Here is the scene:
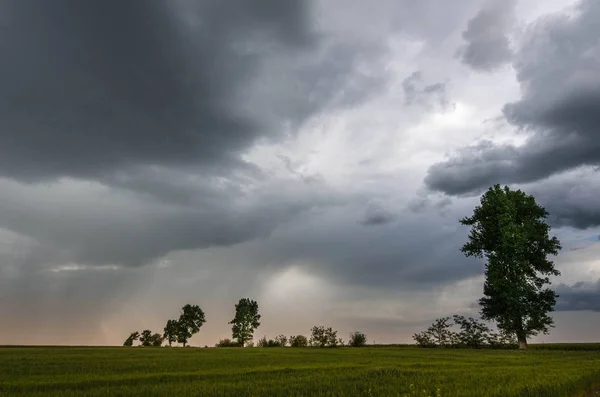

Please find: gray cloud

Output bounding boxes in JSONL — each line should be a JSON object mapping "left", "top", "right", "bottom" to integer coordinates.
{"left": 528, "top": 172, "right": 600, "bottom": 229}
{"left": 555, "top": 280, "right": 600, "bottom": 312}
{"left": 0, "top": 0, "right": 396, "bottom": 270}
{"left": 0, "top": 0, "right": 390, "bottom": 184}
{"left": 244, "top": 206, "right": 484, "bottom": 289}
{"left": 402, "top": 71, "right": 451, "bottom": 110}
{"left": 360, "top": 203, "right": 397, "bottom": 226}
{"left": 426, "top": 0, "right": 600, "bottom": 197}
{"left": 457, "top": 0, "right": 516, "bottom": 71}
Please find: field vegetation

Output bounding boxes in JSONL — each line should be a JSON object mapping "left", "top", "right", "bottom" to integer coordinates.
{"left": 1, "top": 346, "right": 600, "bottom": 396}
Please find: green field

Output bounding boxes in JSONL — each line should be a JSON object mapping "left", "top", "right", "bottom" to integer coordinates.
{"left": 1, "top": 346, "right": 600, "bottom": 396}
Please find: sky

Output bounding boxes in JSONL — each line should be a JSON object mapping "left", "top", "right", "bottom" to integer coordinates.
{"left": 0, "top": 0, "right": 599, "bottom": 346}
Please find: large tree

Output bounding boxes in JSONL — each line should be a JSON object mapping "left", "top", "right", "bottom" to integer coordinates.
{"left": 229, "top": 298, "right": 261, "bottom": 347}
{"left": 460, "top": 185, "right": 561, "bottom": 349}
{"left": 176, "top": 304, "right": 206, "bottom": 347}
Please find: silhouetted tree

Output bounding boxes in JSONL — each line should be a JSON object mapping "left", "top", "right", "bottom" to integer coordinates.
{"left": 176, "top": 304, "right": 206, "bottom": 347}
{"left": 163, "top": 319, "right": 178, "bottom": 347}
{"left": 229, "top": 298, "right": 261, "bottom": 347}
{"left": 123, "top": 331, "right": 140, "bottom": 347}
{"left": 348, "top": 331, "right": 367, "bottom": 347}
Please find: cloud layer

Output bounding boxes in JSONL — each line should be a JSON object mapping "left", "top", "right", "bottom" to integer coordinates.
{"left": 1, "top": 0, "right": 599, "bottom": 346}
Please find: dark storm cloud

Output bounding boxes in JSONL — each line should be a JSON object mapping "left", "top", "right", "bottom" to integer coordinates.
{"left": 0, "top": 0, "right": 314, "bottom": 181}
{"left": 528, "top": 174, "right": 600, "bottom": 229}
{"left": 555, "top": 280, "right": 600, "bottom": 312}
{"left": 457, "top": 0, "right": 515, "bottom": 71}
{"left": 360, "top": 204, "right": 397, "bottom": 226}
{"left": 426, "top": 0, "right": 600, "bottom": 195}
{"left": 0, "top": 176, "right": 342, "bottom": 268}
{"left": 0, "top": 0, "right": 385, "bottom": 183}
{"left": 0, "top": 0, "right": 397, "bottom": 269}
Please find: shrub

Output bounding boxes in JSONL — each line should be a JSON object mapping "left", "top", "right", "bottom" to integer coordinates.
{"left": 256, "top": 336, "right": 280, "bottom": 347}
{"left": 275, "top": 334, "right": 288, "bottom": 347}
{"left": 289, "top": 335, "right": 308, "bottom": 347}
{"left": 348, "top": 331, "right": 367, "bottom": 347}
{"left": 215, "top": 338, "right": 241, "bottom": 347}
{"left": 413, "top": 315, "right": 518, "bottom": 349}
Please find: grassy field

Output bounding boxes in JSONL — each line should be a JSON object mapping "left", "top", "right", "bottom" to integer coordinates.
{"left": 1, "top": 346, "right": 600, "bottom": 396}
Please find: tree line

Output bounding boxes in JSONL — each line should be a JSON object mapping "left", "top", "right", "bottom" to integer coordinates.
{"left": 124, "top": 297, "right": 368, "bottom": 348}
{"left": 124, "top": 185, "right": 562, "bottom": 351}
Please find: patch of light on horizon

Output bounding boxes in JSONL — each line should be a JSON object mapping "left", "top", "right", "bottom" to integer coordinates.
{"left": 260, "top": 265, "right": 336, "bottom": 310}
{"left": 48, "top": 263, "right": 120, "bottom": 273}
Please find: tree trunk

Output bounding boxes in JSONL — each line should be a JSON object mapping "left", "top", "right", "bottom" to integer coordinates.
{"left": 518, "top": 339, "right": 528, "bottom": 350}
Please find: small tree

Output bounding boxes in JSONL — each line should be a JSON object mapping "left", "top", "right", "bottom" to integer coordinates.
{"left": 428, "top": 317, "right": 454, "bottom": 347}
{"left": 176, "top": 304, "right": 206, "bottom": 347}
{"left": 229, "top": 298, "right": 261, "bottom": 347}
{"left": 310, "top": 326, "right": 339, "bottom": 347}
{"left": 163, "top": 319, "right": 178, "bottom": 347}
{"left": 139, "top": 329, "right": 154, "bottom": 347}
{"left": 461, "top": 185, "right": 562, "bottom": 349}
{"left": 452, "top": 315, "right": 490, "bottom": 349}
{"left": 149, "top": 333, "right": 164, "bottom": 347}
{"left": 289, "top": 335, "right": 308, "bottom": 347}
{"left": 275, "top": 335, "right": 288, "bottom": 347}
{"left": 123, "top": 331, "right": 140, "bottom": 347}
{"left": 348, "top": 331, "right": 367, "bottom": 347}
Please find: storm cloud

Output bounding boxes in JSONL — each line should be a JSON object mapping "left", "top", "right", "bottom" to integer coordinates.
{"left": 1, "top": 0, "right": 599, "bottom": 346}
{"left": 426, "top": 0, "right": 600, "bottom": 197}
{"left": 457, "top": 0, "right": 516, "bottom": 71}
{"left": 556, "top": 280, "right": 600, "bottom": 312}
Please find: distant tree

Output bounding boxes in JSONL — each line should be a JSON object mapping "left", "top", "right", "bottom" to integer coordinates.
{"left": 461, "top": 185, "right": 562, "bottom": 349}
{"left": 275, "top": 335, "right": 288, "bottom": 347}
{"left": 229, "top": 298, "right": 261, "bottom": 347}
{"left": 348, "top": 331, "right": 367, "bottom": 347}
{"left": 176, "top": 304, "right": 206, "bottom": 347}
{"left": 310, "top": 326, "right": 339, "bottom": 348}
{"left": 149, "top": 333, "right": 164, "bottom": 347}
{"left": 163, "top": 319, "right": 178, "bottom": 347}
{"left": 139, "top": 329, "right": 154, "bottom": 347}
{"left": 123, "top": 331, "right": 140, "bottom": 347}
{"left": 289, "top": 335, "right": 308, "bottom": 347}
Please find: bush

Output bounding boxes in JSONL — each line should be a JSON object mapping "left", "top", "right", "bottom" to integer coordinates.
{"left": 275, "top": 335, "right": 288, "bottom": 347}
{"left": 215, "top": 338, "right": 241, "bottom": 347}
{"left": 413, "top": 315, "right": 517, "bottom": 349}
{"left": 289, "top": 335, "right": 308, "bottom": 347}
{"left": 310, "top": 326, "right": 340, "bottom": 348}
{"left": 348, "top": 331, "right": 367, "bottom": 347}
{"left": 256, "top": 336, "right": 280, "bottom": 347}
